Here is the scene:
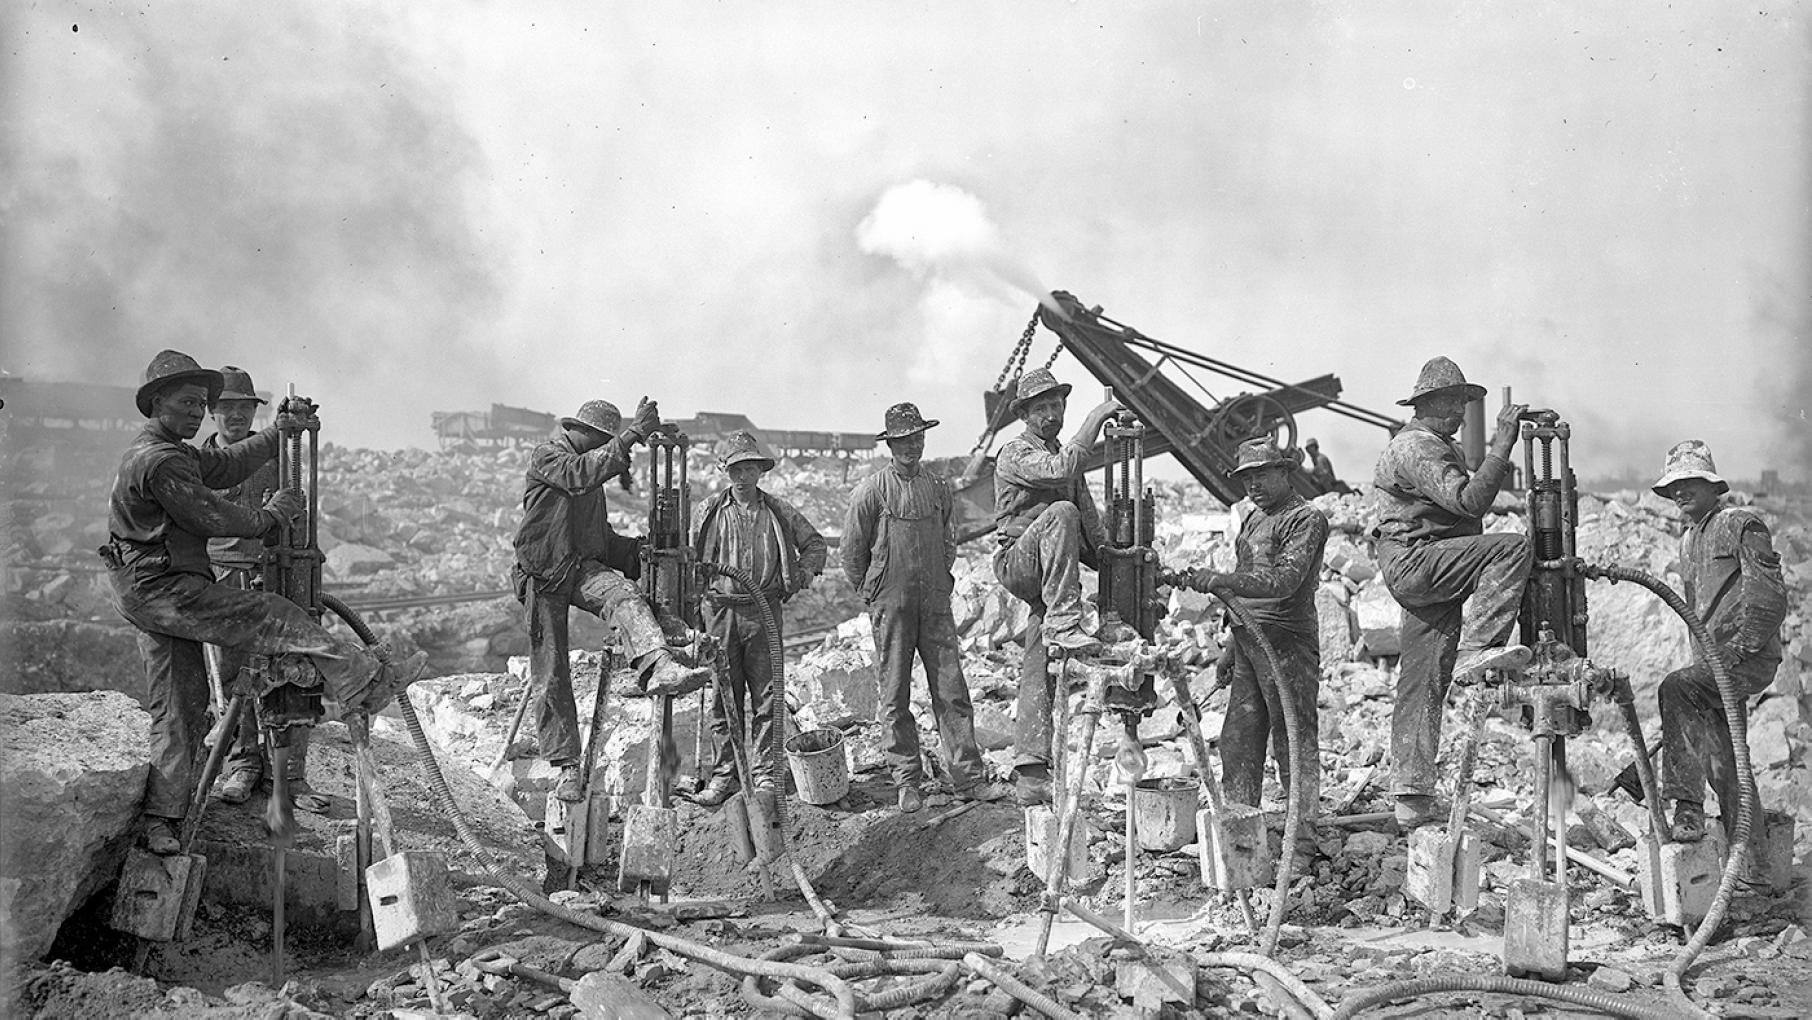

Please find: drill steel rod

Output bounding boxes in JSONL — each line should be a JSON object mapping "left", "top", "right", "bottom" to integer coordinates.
{"left": 1121, "top": 715, "right": 1145, "bottom": 935}
{"left": 1034, "top": 659, "right": 1100, "bottom": 958}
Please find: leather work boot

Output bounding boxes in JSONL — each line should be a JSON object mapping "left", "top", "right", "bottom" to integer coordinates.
{"left": 1395, "top": 794, "right": 1441, "bottom": 830}
{"left": 897, "top": 786, "right": 924, "bottom": 813}
{"left": 1670, "top": 800, "right": 1706, "bottom": 843}
{"left": 288, "top": 778, "right": 331, "bottom": 815}
{"left": 1452, "top": 644, "right": 1534, "bottom": 686}
{"left": 693, "top": 775, "right": 739, "bottom": 808}
{"left": 644, "top": 656, "right": 712, "bottom": 698}
{"left": 551, "top": 764, "right": 585, "bottom": 802}
{"left": 143, "top": 817, "right": 181, "bottom": 856}
{"left": 957, "top": 780, "right": 1012, "bottom": 804}
{"left": 1014, "top": 764, "right": 1054, "bottom": 807}
{"left": 219, "top": 767, "right": 261, "bottom": 805}
{"left": 1046, "top": 629, "right": 1102, "bottom": 657}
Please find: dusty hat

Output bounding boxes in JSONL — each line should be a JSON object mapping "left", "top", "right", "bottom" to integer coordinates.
{"left": 1651, "top": 439, "right": 1728, "bottom": 496}
{"left": 559, "top": 399, "right": 622, "bottom": 437}
{"left": 876, "top": 402, "right": 939, "bottom": 441}
{"left": 1397, "top": 356, "right": 1487, "bottom": 407}
{"left": 1009, "top": 367, "right": 1073, "bottom": 416}
{"left": 1228, "top": 436, "right": 1301, "bottom": 477}
{"left": 212, "top": 365, "right": 267, "bottom": 406}
{"left": 136, "top": 350, "right": 224, "bottom": 417}
{"left": 717, "top": 430, "right": 775, "bottom": 470}
{"left": 1304, "top": 437, "right": 1319, "bottom": 449}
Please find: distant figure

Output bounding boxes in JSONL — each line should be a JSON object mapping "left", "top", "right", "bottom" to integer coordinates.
{"left": 1302, "top": 438, "right": 1352, "bottom": 495}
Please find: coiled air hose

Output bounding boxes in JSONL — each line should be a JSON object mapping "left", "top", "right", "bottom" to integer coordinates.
{"left": 1328, "top": 975, "right": 1676, "bottom": 1020}
{"left": 319, "top": 592, "right": 862, "bottom": 1020}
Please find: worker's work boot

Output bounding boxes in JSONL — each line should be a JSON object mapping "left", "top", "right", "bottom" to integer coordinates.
{"left": 143, "top": 817, "right": 181, "bottom": 856}
{"left": 644, "top": 655, "right": 712, "bottom": 698}
{"left": 1395, "top": 794, "right": 1440, "bottom": 830}
{"left": 897, "top": 786, "right": 924, "bottom": 814}
{"left": 219, "top": 766, "right": 261, "bottom": 805}
{"left": 551, "top": 764, "right": 585, "bottom": 802}
{"left": 693, "top": 775, "right": 739, "bottom": 808}
{"left": 956, "top": 780, "right": 1012, "bottom": 803}
{"left": 1670, "top": 800, "right": 1706, "bottom": 843}
{"left": 1014, "top": 764, "right": 1054, "bottom": 807}
{"left": 1046, "top": 628, "right": 1102, "bottom": 657}
{"left": 1452, "top": 644, "right": 1534, "bottom": 686}
{"left": 289, "top": 778, "right": 331, "bottom": 815}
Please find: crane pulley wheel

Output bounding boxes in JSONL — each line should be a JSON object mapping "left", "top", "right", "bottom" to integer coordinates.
{"left": 1209, "top": 393, "right": 1297, "bottom": 452}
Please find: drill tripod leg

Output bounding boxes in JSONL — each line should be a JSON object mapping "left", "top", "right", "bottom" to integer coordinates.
{"left": 1036, "top": 655, "right": 1104, "bottom": 958}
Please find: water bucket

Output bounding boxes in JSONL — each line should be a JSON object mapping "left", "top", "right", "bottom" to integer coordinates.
{"left": 1134, "top": 777, "right": 1198, "bottom": 852}
{"left": 784, "top": 728, "right": 849, "bottom": 805}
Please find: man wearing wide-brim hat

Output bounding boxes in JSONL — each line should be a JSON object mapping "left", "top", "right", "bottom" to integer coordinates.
{"left": 991, "top": 367, "right": 1123, "bottom": 806}
{"left": 104, "top": 350, "right": 425, "bottom": 855}
{"left": 513, "top": 396, "right": 713, "bottom": 802}
{"left": 1371, "top": 356, "right": 1533, "bottom": 830}
{"left": 842, "top": 403, "right": 1009, "bottom": 812}
{"left": 689, "top": 430, "right": 828, "bottom": 807}
{"left": 1172, "top": 437, "right": 1329, "bottom": 828}
{"left": 1649, "top": 439, "right": 1787, "bottom": 847}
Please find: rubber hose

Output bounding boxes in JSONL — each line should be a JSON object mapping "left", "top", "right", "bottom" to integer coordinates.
{"left": 741, "top": 945, "right": 957, "bottom": 1015}
{"left": 964, "top": 952, "right": 1084, "bottom": 1020}
{"left": 1328, "top": 975, "right": 1676, "bottom": 1019}
{"left": 319, "top": 596, "right": 863, "bottom": 1020}
{"left": 1197, "top": 952, "right": 1334, "bottom": 1020}
{"left": 1584, "top": 562, "right": 1756, "bottom": 1020}
{"left": 776, "top": 960, "right": 961, "bottom": 1014}
{"left": 1212, "top": 593, "right": 1307, "bottom": 958}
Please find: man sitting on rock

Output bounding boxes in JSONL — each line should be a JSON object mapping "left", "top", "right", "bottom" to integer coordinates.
{"left": 104, "top": 351, "right": 425, "bottom": 855}
{"left": 991, "top": 367, "right": 1122, "bottom": 806}
{"left": 1173, "top": 437, "right": 1329, "bottom": 827}
{"left": 691, "top": 431, "right": 826, "bottom": 807}
{"left": 1371, "top": 356, "right": 1532, "bottom": 830}
{"left": 513, "top": 397, "right": 712, "bottom": 803}
{"left": 842, "top": 403, "right": 1008, "bottom": 812}
{"left": 1302, "top": 438, "right": 1351, "bottom": 495}
{"left": 1649, "top": 440, "right": 1787, "bottom": 846}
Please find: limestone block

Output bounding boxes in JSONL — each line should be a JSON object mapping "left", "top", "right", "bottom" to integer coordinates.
{"left": 0, "top": 691, "right": 151, "bottom": 966}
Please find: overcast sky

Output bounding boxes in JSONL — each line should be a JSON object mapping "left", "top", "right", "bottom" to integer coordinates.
{"left": 4, "top": 2, "right": 1808, "bottom": 484}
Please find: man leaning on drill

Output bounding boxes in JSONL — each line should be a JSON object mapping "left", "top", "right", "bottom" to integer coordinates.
{"left": 1371, "top": 357, "right": 1533, "bottom": 830}
{"left": 1649, "top": 440, "right": 1787, "bottom": 848}
{"left": 513, "top": 397, "right": 713, "bottom": 803}
{"left": 842, "top": 403, "right": 1008, "bottom": 813}
{"left": 105, "top": 351, "right": 425, "bottom": 855}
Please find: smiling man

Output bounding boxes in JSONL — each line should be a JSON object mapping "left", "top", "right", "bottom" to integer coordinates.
{"left": 1177, "top": 437, "right": 1329, "bottom": 827}
{"left": 1371, "top": 357, "right": 1533, "bottom": 829}
{"left": 1650, "top": 440, "right": 1787, "bottom": 845}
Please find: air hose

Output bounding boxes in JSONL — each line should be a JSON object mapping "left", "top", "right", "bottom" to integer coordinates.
{"left": 1584, "top": 562, "right": 1756, "bottom": 1019}
{"left": 739, "top": 942, "right": 987, "bottom": 1015}
{"left": 1328, "top": 975, "right": 1676, "bottom": 1020}
{"left": 319, "top": 593, "right": 862, "bottom": 1020}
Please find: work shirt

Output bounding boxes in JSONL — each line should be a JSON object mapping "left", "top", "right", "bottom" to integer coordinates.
{"left": 1680, "top": 504, "right": 1788, "bottom": 666}
{"left": 203, "top": 432, "right": 280, "bottom": 570}
{"left": 1223, "top": 493, "right": 1330, "bottom": 637}
{"left": 992, "top": 429, "right": 1106, "bottom": 556}
{"left": 841, "top": 463, "right": 958, "bottom": 603}
{"left": 1371, "top": 421, "right": 1511, "bottom": 545}
{"left": 513, "top": 430, "right": 637, "bottom": 592}
{"left": 107, "top": 421, "right": 281, "bottom": 583}
{"left": 695, "top": 489, "right": 827, "bottom": 601}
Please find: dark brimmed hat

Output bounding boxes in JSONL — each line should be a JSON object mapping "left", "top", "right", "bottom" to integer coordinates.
{"left": 1228, "top": 437, "right": 1301, "bottom": 477}
{"left": 1009, "top": 367, "right": 1072, "bottom": 416}
{"left": 213, "top": 365, "right": 267, "bottom": 407}
{"left": 1397, "top": 356, "right": 1487, "bottom": 407}
{"left": 1651, "top": 439, "right": 1729, "bottom": 497}
{"left": 876, "top": 402, "right": 938, "bottom": 441}
{"left": 137, "top": 350, "right": 224, "bottom": 417}
{"left": 560, "top": 399, "right": 622, "bottom": 437}
{"left": 717, "top": 430, "right": 775, "bottom": 470}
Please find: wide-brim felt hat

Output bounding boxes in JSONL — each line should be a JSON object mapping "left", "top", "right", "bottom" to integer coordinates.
{"left": 876, "top": 402, "right": 938, "bottom": 441}
{"left": 1651, "top": 439, "right": 1729, "bottom": 496}
{"left": 1397, "top": 356, "right": 1487, "bottom": 407}
{"left": 1228, "top": 436, "right": 1302, "bottom": 477}
{"left": 137, "top": 349, "right": 224, "bottom": 417}
{"left": 560, "top": 399, "right": 622, "bottom": 437}
{"left": 1009, "top": 367, "right": 1073, "bottom": 416}
{"left": 214, "top": 365, "right": 267, "bottom": 405}
{"left": 717, "top": 430, "right": 776, "bottom": 470}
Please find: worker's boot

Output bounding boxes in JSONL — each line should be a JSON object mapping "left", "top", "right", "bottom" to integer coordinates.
{"left": 143, "top": 817, "right": 181, "bottom": 856}
{"left": 219, "top": 765, "right": 261, "bottom": 805}
{"left": 1395, "top": 793, "right": 1440, "bottom": 830}
{"left": 1014, "top": 764, "right": 1054, "bottom": 807}
{"left": 1046, "top": 629, "right": 1102, "bottom": 657}
{"left": 288, "top": 778, "right": 332, "bottom": 815}
{"left": 957, "top": 780, "right": 1012, "bottom": 803}
{"left": 897, "top": 786, "right": 924, "bottom": 814}
{"left": 644, "top": 654, "right": 712, "bottom": 698}
{"left": 693, "top": 774, "right": 739, "bottom": 808}
{"left": 551, "top": 764, "right": 585, "bottom": 802}
{"left": 1453, "top": 644, "right": 1534, "bottom": 685}
{"left": 1670, "top": 799, "right": 1706, "bottom": 843}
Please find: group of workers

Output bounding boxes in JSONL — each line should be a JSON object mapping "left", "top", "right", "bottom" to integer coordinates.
{"left": 110, "top": 348, "right": 1785, "bottom": 889}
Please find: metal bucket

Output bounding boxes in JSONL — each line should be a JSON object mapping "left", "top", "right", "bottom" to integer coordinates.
{"left": 1133, "top": 777, "right": 1198, "bottom": 852}
{"left": 784, "top": 727, "right": 849, "bottom": 805}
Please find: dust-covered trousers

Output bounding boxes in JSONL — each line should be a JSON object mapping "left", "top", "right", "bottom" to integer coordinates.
{"left": 1376, "top": 531, "right": 1531, "bottom": 798}
{"left": 869, "top": 589, "right": 985, "bottom": 790}
{"left": 1660, "top": 654, "right": 1778, "bottom": 827}
{"left": 1011, "top": 614, "right": 1056, "bottom": 770}
{"left": 212, "top": 566, "right": 310, "bottom": 781}
{"left": 110, "top": 567, "right": 382, "bottom": 820}
{"left": 1221, "top": 624, "right": 1321, "bottom": 818}
{"left": 524, "top": 561, "right": 669, "bottom": 767}
{"left": 703, "top": 595, "right": 783, "bottom": 786}
{"left": 993, "top": 502, "right": 1086, "bottom": 638}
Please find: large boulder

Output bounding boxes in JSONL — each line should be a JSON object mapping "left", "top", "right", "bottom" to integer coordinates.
{"left": 0, "top": 691, "right": 151, "bottom": 968}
